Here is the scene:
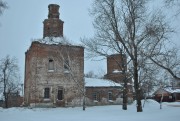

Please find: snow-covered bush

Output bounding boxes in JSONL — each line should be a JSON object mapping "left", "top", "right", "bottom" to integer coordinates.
{"left": 71, "top": 98, "right": 83, "bottom": 107}
{"left": 115, "top": 98, "right": 123, "bottom": 104}
{"left": 101, "top": 98, "right": 108, "bottom": 104}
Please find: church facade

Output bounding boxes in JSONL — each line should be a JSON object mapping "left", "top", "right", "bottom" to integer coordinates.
{"left": 24, "top": 4, "right": 84, "bottom": 107}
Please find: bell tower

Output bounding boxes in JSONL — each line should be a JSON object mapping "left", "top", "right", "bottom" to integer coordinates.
{"left": 43, "top": 4, "right": 64, "bottom": 38}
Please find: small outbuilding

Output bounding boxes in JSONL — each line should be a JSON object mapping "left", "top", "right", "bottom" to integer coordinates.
{"left": 153, "top": 87, "right": 180, "bottom": 102}
{"left": 85, "top": 78, "right": 133, "bottom": 105}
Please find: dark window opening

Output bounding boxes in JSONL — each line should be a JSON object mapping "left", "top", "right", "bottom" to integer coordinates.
{"left": 108, "top": 91, "right": 113, "bottom": 100}
{"left": 47, "top": 27, "right": 50, "bottom": 32}
{"left": 44, "top": 88, "right": 50, "bottom": 98}
{"left": 48, "top": 59, "right": 54, "bottom": 71}
{"left": 57, "top": 90, "right": 63, "bottom": 100}
{"left": 93, "top": 92, "right": 100, "bottom": 101}
{"left": 64, "top": 59, "right": 69, "bottom": 70}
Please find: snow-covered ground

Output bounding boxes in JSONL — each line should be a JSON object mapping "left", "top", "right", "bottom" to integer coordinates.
{"left": 0, "top": 100, "right": 180, "bottom": 121}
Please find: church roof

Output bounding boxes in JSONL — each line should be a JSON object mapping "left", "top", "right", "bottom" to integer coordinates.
{"left": 153, "top": 87, "right": 180, "bottom": 95}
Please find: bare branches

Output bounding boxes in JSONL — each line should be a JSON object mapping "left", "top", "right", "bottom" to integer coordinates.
{"left": 149, "top": 47, "right": 180, "bottom": 80}
{"left": 37, "top": 37, "right": 85, "bottom": 109}
{"left": 0, "top": 0, "right": 7, "bottom": 15}
{"left": 0, "top": 55, "right": 20, "bottom": 108}
{"left": 164, "top": 0, "right": 180, "bottom": 16}
{"left": 82, "top": 0, "right": 175, "bottom": 112}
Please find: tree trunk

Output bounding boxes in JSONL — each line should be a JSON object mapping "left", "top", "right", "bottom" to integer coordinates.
{"left": 122, "top": 82, "right": 127, "bottom": 110}
{"left": 134, "top": 55, "right": 143, "bottom": 112}
{"left": 160, "top": 93, "right": 163, "bottom": 109}
{"left": 4, "top": 93, "right": 8, "bottom": 108}
{"left": 143, "top": 95, "right": 147, "bottom": 108}
{"left": 82, "top": 80, "right": 86, "bottom": 111}
{"left": 3, "top": 69, "right": 8, "bottom": 108}
{"left": 83, "top": 96, "right": 86, "bottom": 111}
{"left": 136, "top": 89, "right": 142, "bottom": 112}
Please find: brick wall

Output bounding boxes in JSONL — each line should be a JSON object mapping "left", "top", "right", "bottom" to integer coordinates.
{"left": 107, "top": 54, "right": 127, "bottom": 74}
{"left": 104, "top": 54, "right": 134, "bottom": 100}
{"left": 85, "top": 86, "right": 123, "bottom": 105}
{"left": 24, "top": 41, "right": 84, "bottom": 107}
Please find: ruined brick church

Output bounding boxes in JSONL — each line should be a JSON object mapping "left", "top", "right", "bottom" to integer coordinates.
{"left": 24, "top": 4, "right": 133, "bottom": 107}
{"left": 24, "top": 4, "right": 84, "bottom": 107}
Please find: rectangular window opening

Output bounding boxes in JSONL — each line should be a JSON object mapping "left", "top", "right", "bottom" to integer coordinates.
{"left": 48, "top": 59, "right": 54, "bottom": 71}
{"left": 57, "top": 89, "right": 63, "bottom": 100}
{"left": 64, "top": 59, "right": 70, "bottom": 73}
{"left": 108, "top": 91, "right": 113, "bottom": 101}
{"left": 93, "top": 92, "right": 100, "bottom": 102}
{"left": 64, "top": 59, "right": 69, "bottom": 69}
{"left": 44, "top": 88, "right": 50, "bottom": 99}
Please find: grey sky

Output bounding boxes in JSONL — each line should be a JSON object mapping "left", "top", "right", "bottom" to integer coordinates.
{"left": 0, "top": 0, "right": 179, "bottom": 83}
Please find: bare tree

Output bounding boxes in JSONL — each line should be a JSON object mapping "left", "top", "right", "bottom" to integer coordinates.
{"left": 65, "top": 58, "right": 86, "bottom": 110}
{"left": 38, "top": 37, "right": 86, "bottom": 110}
{"left": 0, "top": 55, "right": 20, "bottom": 108}
{"left": 81, "top": 0, "right": 171, "bottom": 112}
{"left": 164, "top": 0, "right": 180, "bottom": 16}
{"left": 0, "top": 0, "right": 7, "bottom": 15}
{"left": 85, "top": 71, "right": 99, "bottom": 78}
{"left": 138, "top": 51, "right": 162, "bottom": 95}
{"left": 138, "top": 56, "right": 162, "bottom": 108}
{"left": 149, "top": 47, "right": 180, "bottom": 81}
{"left": 85, "top": 71, "right": 95, "bottom": 78}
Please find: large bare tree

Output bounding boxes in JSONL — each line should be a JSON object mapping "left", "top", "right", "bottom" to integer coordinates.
{"left": 0, "top": 55, "right": 20, "bottom": 108}
{"left": 81, "top": 0, "right": 171, "bottom": 112}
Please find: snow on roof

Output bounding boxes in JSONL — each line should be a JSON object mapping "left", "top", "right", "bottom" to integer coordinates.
{"left": 112, "top": 69, "right": 122, "bottom": 73}
{"left": 85, "top": 78, "right": 122, "bottom": 87}
{"left": 38, "top": 37, "right": 71, "bottom": 45}
{"left": 153, "top": 87, "right": 180, "bottom": 95}
{"left": 35, "top": 37, "right": 82, "bottom": 46}
{"left": 164, "top": 87, "right": 180, "bottom": 93}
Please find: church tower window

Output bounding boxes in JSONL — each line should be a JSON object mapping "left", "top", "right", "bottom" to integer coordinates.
{"left": 64, "top": 59, "right": 69, "bottom": 71}
{"left": 48, "top": 59, "right": 54, "bottom": 71}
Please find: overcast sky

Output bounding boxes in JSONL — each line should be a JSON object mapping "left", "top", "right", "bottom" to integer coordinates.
{"left": 0, "top": 0, "right": 180, "bottom": 83}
